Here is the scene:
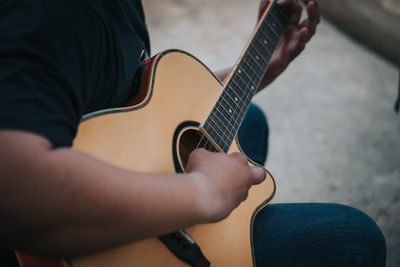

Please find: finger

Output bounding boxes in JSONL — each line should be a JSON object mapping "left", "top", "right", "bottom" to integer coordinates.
{"left": 242, "top": 191, "right": 249, "bottom": 202}
{"left": 185, "top": 148, "right": 203, "bottom": 172}
{"left": 284, "top": 28, "right": 307, "bottom": 61}
{"left": 309, "top": 0, "right": 321, "bottom": 24}
{"left": 251, "top": 166, "right": 267, "bottom": 185}
{"left": 258, "top": 0, "right": 271, "bottom": 20}
{"left": 314, "top": 1, "right": 321, "bottom": 23}
{"left": 295, "top": 27, "right": 308, "bottom": 57}
{"left": 301, "top": 0, "right": 312, "bottom": 6}
{"left": 305, "top": 1, "right": 319, "bottom": 38}
{"left": 190, "top": 147, "right": 208, "bottom": 158}
{"left": 229, "top": 152, "right": 249, "bottom": 165}
{"left": 301, "top": 0, "right": 320, "bottom": 23}
{"left": 297, "top": 21, "right": 313, "bottom": 43}
{"left": 277, "top": 0, "right": 303, "bottom": 25}
{"left": 185, "top": 148, "right": 215, "bottom": 171}
{"left": 296, "top": 2, "right": 319, "bottom": 42}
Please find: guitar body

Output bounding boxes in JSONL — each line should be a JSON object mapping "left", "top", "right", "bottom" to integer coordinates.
{"left": 14, "top": 1, "right": 294, "bottom": 264}
{"left": 15, "top": 49, "right": 276, "bottom": 267}
{"left": 63, "top": 50, "right": 275, "bottom": 267}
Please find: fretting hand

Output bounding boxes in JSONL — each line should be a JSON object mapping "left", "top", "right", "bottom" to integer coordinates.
{"left": 258, "top": 0, "right": 320, "bottom": 90}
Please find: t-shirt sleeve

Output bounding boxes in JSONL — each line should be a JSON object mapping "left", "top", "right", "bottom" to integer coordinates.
{"left": 0, "top": 0, "right": 107, "bottom": 147}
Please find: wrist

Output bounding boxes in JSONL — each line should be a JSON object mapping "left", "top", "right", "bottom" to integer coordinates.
{"left": 187, "top": 171, "right": 216, "bottom": 224}
{"left": 187, "top": 171, "right": 226, "bottom": 224}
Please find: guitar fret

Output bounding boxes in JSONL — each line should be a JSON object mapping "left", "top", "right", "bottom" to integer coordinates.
{"left": 219, "top": 92, "right": 238, "bottom": 113}
{"left": 235, "top": 69, "right": 258, "bottom": 94}
{"left": 275, "top": 2, "right": 290, "bottom": 21}
{"left": 208, "top": 109, "right": 234, "bottom": 142}
{"left": 211, "top": 106, "right": 235, "bottom": 137}
{"left": 220, "top": 92, "right": 245, "bottom": 125}
{"left": 214, "top": 99, "right": 241, "bottom": 135}
{"left": 234, "top": 67, "right": 250, "bottom": 90}
{"left": 234, "top": 74, "right": 257, "bottom": 101}
{"left": 232, "top": 86, "right": 252, "bottom": 110}
{"left": 219, "top": 92, "right": 247, "bottom": 125}
{"left": 229, "top": 77, "right": 245, "bottom": 98}
{"left": 261, "top": 12, "right": 282, "bottom": 41}
{"left": 243, "top": 55, "right": 264, "bottom": 74}
{"left": 270, "top": 5, "right": 286, "bottom": 29}
{"left": 203, "top": 120, "right": 230, "bottom": 152}
{"left": 228, "top": 78, "right": 252, "bottom": 104}
{"left": 224, "top": 86, "right": 246, "bottom": 109}
{"left": 246, "top": 51, "right": 268, "bottom": 78}
{"left": 225, "top": 85, "right": 247, "bottom": 108}
{"left": 204, "top": 1, "right": 290, "bottom": 150}
{"left": 247, "top": 43, "right": 269, "bottom": 65}
{"left": 258, "top": 28, "right": 279, "bottom": 54}
{"left": 213, "top": 114, "right": 239, "bottom": 142}
{"left": 238, "top": 65, "right": 259, "bottom": 89}
{"left": 267, "top": 24, "right": 281, "bottom": 42}
{"left": 261, "top": 13, "right": 281, "bottom": 39}
{"left": 253, "top": 36, "right": 273, "bottom": 63}
{"left": 206, "top": 97, "right": 246, "bottom": 151}
{"left": 242, "top": 62, "right": 260, "bottom": 84}
{"left": 266, "top": 9, "right": 285, "bottom": 34}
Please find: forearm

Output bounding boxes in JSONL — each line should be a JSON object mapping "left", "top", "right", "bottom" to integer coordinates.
{"left": 0, "top": 131, "right": 202, "bottom": 257}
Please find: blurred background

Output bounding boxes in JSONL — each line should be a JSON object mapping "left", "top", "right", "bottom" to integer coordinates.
{"left": 142, "top": 0, "right": 400, "bottom": 265}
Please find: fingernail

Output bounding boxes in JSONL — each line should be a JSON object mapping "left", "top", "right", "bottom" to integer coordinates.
{"left": 253, "top": 166, "right": 266, "bottom": 176}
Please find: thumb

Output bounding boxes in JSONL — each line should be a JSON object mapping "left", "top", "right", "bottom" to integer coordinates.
{"left": 251, "top": 166, "right": 267, "bottom": 185}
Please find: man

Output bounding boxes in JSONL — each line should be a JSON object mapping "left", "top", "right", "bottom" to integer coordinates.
{"left": 0, "top": 0, "right": 386, "bottom": 266}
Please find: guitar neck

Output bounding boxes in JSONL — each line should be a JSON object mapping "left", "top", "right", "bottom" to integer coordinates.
{"left": 202, "top": 0, "right": 290, "bottom": 152}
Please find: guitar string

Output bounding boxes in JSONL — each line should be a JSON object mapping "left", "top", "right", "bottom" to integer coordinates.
{"left": 194, "top": 133, "right": 217, "bottom": 153}
{"left": 207, "top": 83, "right": 249, "bottom": 137}
{"left": 206, "top": 110, "right": 234, "bottom": 146}
{"left": 195, "top": 132, "right": 219, "bottom": 153}
{"left": 203, "top": 119, "right": 231, "bottom": 152}
{"left": 209, "top": 62, "right": 263, "bottom": 143}
{"left": 202, "top": 52, "right": 267, "bottom": 151}
{"left": 213, "top": 97, "right": 241, "bottom": 139}
{"left": 210, "top": 105, "right": 237, "bottom": 140}
{"left": 198, "top": 2, "right": 288, "bottom": 154}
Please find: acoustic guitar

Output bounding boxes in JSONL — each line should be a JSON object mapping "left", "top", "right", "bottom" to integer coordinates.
{"left": 16, "top": 1, "right": 290, "bottom": 266}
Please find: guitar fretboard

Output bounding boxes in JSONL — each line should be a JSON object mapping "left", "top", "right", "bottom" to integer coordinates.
{"left": 203, "top": 1, "right": 290, "bottom": 152}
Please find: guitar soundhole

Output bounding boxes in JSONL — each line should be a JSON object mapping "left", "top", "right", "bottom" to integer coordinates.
{"left": 178, "top": 127, "right": 218, "bottom": 171}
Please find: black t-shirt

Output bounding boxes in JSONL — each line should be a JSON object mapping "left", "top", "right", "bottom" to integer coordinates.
{"left": 0, "top": 0, "right": 150, "bottom": 263}
{"left": 0, "top": 0, "right": 150, "bottom": 147}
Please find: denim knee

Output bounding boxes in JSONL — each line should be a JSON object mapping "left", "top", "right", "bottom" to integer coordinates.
{"left": 330, "top": 204, "right": 387, "bottom": 267}
{"left": 238, "top": 103, "right": 269, "bottom": 165}
{"left": 253, "top": 203, "right": 386, "bottom": 267}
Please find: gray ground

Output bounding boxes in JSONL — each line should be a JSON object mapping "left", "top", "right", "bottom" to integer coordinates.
{"left": 143, "top": 0, "right": 400, "bottom": 265}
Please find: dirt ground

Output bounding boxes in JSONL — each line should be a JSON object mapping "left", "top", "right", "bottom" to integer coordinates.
{"left": 143, "top": 0, "right": 400, "bottom": 265}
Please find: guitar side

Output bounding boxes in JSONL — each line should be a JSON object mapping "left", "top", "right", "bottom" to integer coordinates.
{"left": 17, "top": 50, "right": 276, "bottom": 267}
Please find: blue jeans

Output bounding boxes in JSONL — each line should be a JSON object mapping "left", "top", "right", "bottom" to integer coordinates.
{"left": 238, "top": 104, "right": 386, "bottom": 266}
